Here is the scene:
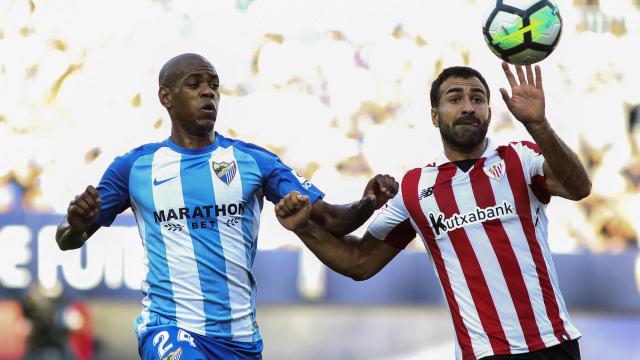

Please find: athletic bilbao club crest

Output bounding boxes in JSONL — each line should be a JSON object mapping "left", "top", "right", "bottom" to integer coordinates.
{"left": 213, "top": 160, "right": 237, "bottom": 185}
{"left": 483, "top": 160, "right": 505, "bottom": 181}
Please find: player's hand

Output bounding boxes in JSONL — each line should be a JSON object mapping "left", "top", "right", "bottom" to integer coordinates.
{"left": 499, "top": 61, "right": 546, "bottom": 128}
{"left": 275, "top": 191, "right": 312, "bottom": 232}
{"left": 67, "top": 185, "right": 101, "bottom": 231}
{"left": 361, "top": 174, "right": 399, "bottom": 210}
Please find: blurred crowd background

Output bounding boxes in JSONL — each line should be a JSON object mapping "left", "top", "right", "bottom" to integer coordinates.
{"left": 1, "top": 1, "right": 640, "bottom": 359}
{"left": 1, "top": 0, "right": 639, "bottom": 252}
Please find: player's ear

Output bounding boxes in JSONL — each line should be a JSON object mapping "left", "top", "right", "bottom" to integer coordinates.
{"left": 159, "top": 86, "right": 172, "bottom": 109}
{"left": 431, "top": 107, "right": 439, "bottom": 128}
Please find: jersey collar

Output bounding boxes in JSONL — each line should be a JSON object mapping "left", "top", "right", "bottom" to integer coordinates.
{"left": 434, "top": 138, "right": 494, "bottom": 167}
{"left": 164, "top": 132, "right": 223, "bottom": 155}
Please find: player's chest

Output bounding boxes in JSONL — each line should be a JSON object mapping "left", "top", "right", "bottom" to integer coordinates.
{"left": 129, "top": 153, "right": 262, "bottom": 211}
{"left": 414, "top": 161, "right": 520, "bottom": 239}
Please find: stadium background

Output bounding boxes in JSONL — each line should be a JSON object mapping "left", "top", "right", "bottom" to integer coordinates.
{"left": 0, "top": 0, "right": 639, "bottom": 358}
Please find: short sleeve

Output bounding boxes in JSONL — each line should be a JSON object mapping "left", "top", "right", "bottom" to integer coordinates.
{"left": 232, "top": 141, "right": 325, "bottom": 205}
{"left": 94, "top": 156, "right": 132, "bottom": 226}
{"left": 510, "top": 141, "right": 550, "bottom": 204}
{"left": 261, "top": 158, "right": 325, "bottom": 205}
{"left": 367, "top": 187, "right": 416, "bottom": 250}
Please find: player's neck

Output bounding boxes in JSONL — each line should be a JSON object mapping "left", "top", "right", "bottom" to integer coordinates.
{"left": 170, "top": 129, "right": 216, "bottom": 149}
{"left": 442, "top": 138, "right": 487, "bottom": 161}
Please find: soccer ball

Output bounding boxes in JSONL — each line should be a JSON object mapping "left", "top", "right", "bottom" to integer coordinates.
{"left": 482, "top": 0, "right": 562, "bottom": 65}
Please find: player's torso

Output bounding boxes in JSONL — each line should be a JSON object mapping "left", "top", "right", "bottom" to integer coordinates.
{"left": 407, "top": 150, "right": 579, "bottom": 358}
{"left": 128, "top": 145, "right": 263, "bottom": 243}
{"left": 128, "top": 143, "right": 264, "bottom": 339}
{"left": 416, "top": 153, "right": 524, "bottom": 248}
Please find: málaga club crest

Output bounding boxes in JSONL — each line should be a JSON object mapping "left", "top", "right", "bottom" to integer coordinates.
{"left": 213, "top": 160, "right": 237, "bottom": 185}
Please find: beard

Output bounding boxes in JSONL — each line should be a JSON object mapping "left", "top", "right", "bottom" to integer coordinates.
{"left": 438, "top": 114, "right": 489, "bottom": 153}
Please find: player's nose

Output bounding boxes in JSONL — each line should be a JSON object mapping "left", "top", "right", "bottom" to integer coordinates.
{"left": 200, "top": 85, "right": 215, "bottom": 98}
{"left": 461, "top": 97, "right": 475, "bottom": 114}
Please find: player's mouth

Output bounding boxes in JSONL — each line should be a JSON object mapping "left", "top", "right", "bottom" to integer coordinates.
{"left": 200, "top": 102, "right": 216, "bottom": 113}
{"left": 455, "top": 116, "right": 480, "bottom": 127}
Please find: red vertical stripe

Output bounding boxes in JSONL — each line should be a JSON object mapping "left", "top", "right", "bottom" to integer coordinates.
{"left": 432, "top": 164, "right": 510, "bottom": 354}
{"left": 500, "top": 146, "right": 567, "bottom": 343}
{"left": 401, "top": 168, "right": 475, "bottom": 360}
{"left": 469, "top": 159, "right": 544, "bottom": 350}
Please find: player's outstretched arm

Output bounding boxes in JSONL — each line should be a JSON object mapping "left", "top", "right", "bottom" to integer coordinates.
{"left": 499, "top": 61, "right": 591, "bottom": 200}
{"left": 55, "top": 185, "right": 102, "bottom": 251}
{"left": 309, "top": 174, "right": 398, "bottom": 237}
{"left": 276, "top": 191, "right": 400, "bottom": 280}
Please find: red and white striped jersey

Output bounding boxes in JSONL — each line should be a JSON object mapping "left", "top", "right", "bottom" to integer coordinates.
{"left": 368, "top": 139, "right": 581, "bottom": 360}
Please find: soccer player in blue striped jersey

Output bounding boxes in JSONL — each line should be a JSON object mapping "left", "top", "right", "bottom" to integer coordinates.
{"left": 55, "top": 53, "right": 398, "bottom": 360}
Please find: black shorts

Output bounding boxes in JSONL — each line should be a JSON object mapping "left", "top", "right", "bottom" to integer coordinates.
{"left": 480, "top": 339, "right": 580, "bottom": 360}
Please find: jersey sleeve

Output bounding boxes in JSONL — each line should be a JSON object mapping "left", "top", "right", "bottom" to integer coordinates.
{"left": 510, "top": 141, "right": 550, "bottom": 204}
{"left": 94, "top": 155, "right": 132, "bottom": 226}
{"left": 367, "top": 186, "right": 416, "bottom": 250}
{"left": 234, "top": 141, "right": 325, "bottom": 204}
{"left": 261, "top": 158, "right": 325, "bottom": 205}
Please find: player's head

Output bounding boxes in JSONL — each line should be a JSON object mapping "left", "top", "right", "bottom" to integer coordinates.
{"left": 158, "top": 53, "right": 219, "bottom": 137}
{"left": 430, "top": 66, "right": 491, "bottom": 153}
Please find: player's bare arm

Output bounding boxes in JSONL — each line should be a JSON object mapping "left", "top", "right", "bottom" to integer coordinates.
{"left": 499, "top": 61, "right": 591, "bottom": 200}
{"left": 276, "top": 191, "right": 400, "bottom": 280}
{"left": 55, "top": 185, "right": 102, "bottom": 251}
{"left": 309, "top": 174, "right": 398, "bottom": 237}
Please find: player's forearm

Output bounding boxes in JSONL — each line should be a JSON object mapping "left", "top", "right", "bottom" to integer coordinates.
{"left": 55, "top": 218, "right": 88, "bottom": 251}
{"left": 293, "top": 221, "right": 370, "bottom": 280}
{"left": 312, "top": 201, "right": 374, "bottom": 237}
{"left": 526, "top": 119, "right": 591, "bottom": 199}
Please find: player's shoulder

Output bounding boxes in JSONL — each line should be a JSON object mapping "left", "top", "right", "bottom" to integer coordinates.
{"left": 488, "top": 140, "right": 542, "bottom": 157}
{"left": 398, "top": 163, "right": 435, "bottom": 182}
{"left": 107, "top": 141, "right": 166, "bottom": 172}
{"left": 218, "top": 133, "right": 280, "bottom": 161}
{"left": 118, "top": 141, "right": 166, "bottom": 162}
{"left": 502, "top": 140, "right": 542, "bottom": 154}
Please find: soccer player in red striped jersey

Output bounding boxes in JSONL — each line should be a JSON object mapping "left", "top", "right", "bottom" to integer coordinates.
{"left": 275, "top": 62, "right": 590, "bottom": 360}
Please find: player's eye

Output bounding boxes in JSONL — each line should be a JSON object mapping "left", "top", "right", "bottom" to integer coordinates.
{"left": 450, "top": 97, "right": 460, "bottom": 103}
{"left": 188, "top": 83, "right": 199, "bottom": 89}
{"left": 209, "top": 83, "right": 219, "bottom": 90}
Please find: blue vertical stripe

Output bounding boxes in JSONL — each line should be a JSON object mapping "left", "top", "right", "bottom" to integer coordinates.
{"left": 233, "top": 148, "right": 262, "bottom": 269}
{"left": 179, "top": 153, "right": 232, "bottom": 336}
{"left": 233, "top": 148, "right": 263, "bottom": 342}
{"left": 130, "top": 154, "right": 176, "bottom": 324}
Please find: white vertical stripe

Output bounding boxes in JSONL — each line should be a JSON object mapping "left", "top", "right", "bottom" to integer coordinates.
{"left": 210, "top": 147, "right": 253, "bottom": 341}
{"left": 488, "top": 156, "right": 555, "bottom": 345}
{"left": 152, "top": 147, "right": 206, "bottom": 334}
{"left": 417, "top": 168, "right": 489, "bottom": 359}
{"left": 453, "top": 174, "right": 527, "bottom": 351}
{"left": 534, "top": 210, "right": 582, "bottom": 340}
{"left": 247, "top": 194, "right": 261, "bottom": 262}
{"left": 515, "top": 148, "right": 581, "bottom": 341}
{"left": 131, "top": 197, "right": 151, "bottom": 335}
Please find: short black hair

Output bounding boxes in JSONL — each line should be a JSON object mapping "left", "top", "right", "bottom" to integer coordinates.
{"left": 158, "top": 53, "right": 213, "bottom": 89}
{"left": 429, "top": 66, "right": 490, "bottom": 108}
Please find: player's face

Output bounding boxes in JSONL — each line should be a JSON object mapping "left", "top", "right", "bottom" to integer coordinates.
{"left": 167, "top": 58, "right": 220, "bottom": 137}
{"left": 432, "top": 76, "right": 491, "bottom": 152}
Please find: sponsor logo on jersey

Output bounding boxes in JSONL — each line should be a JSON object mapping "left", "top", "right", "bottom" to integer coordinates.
{"left": 428, "top": 201, "right": 514, "bottom": 236}
{"left": 163, "top": 223, "right": 183, "bottom": 232}
{"left": 291, "top": 170, "right": 313, "bottom": 189}
{"left": 153, "top": 175, "right": 178, "bottom": 186}
{"left": 483, "top": 160, "right": 506, "bottom": 182}
{"left": 153, "top": 203, "right": 246, "bottom": 230}
{"left": 419, "top": 187, "right": 434, "bottom": 199}
{"left": 213, "top": 160, "right": 237, "bottom": 185}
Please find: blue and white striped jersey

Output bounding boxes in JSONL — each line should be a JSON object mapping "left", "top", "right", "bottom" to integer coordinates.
{"left": 94, "top": 133, "right": 324, "bottom": 342}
